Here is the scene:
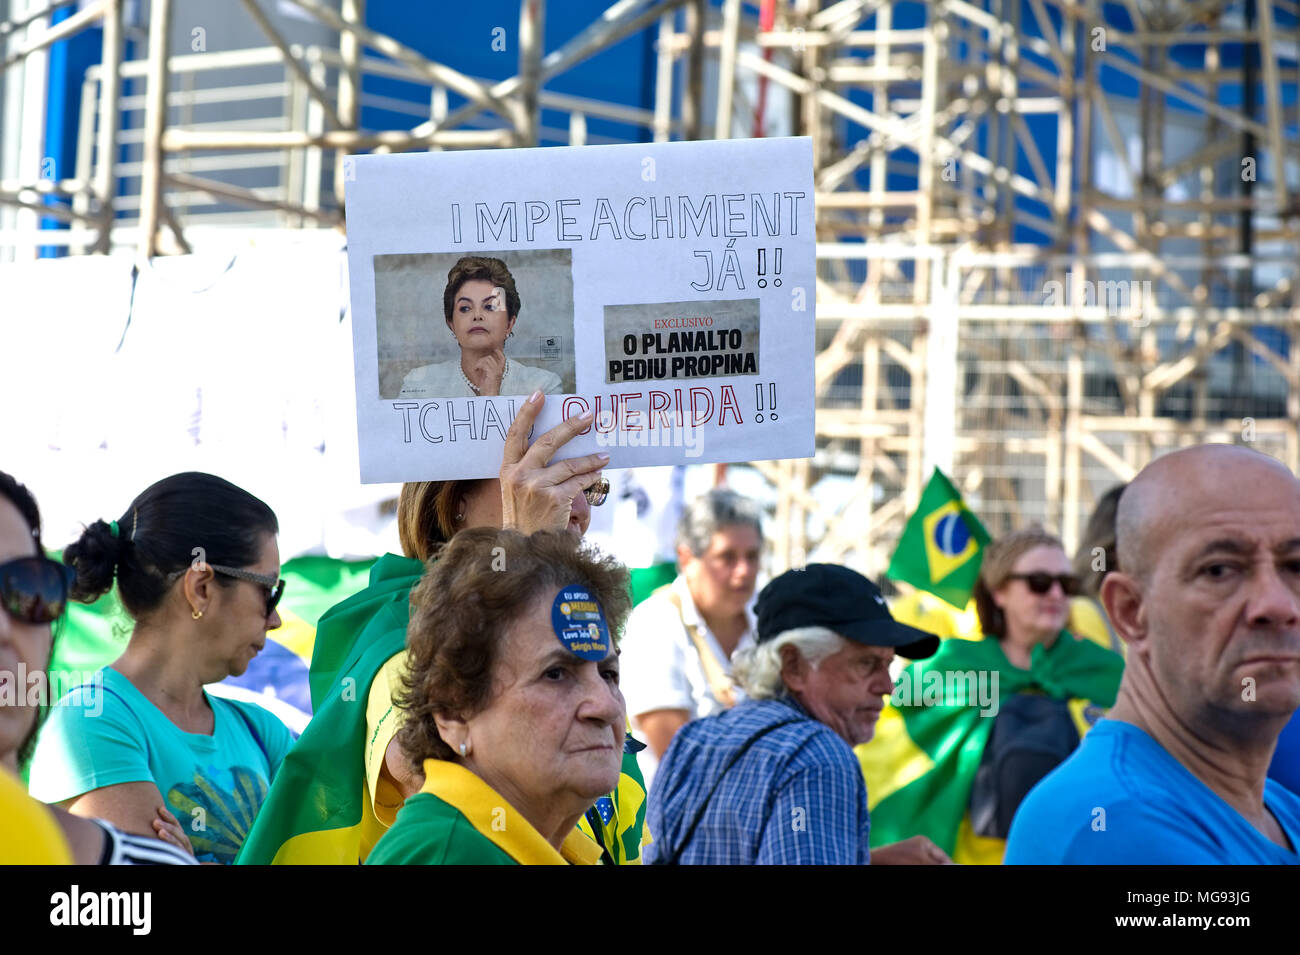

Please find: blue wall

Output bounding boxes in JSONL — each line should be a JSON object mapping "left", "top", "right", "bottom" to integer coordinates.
{"left": 361, "top": 0, "right": 657, "bottom": 145}
{"left": 40, "top": 8, "right": 103, "bottom": 256}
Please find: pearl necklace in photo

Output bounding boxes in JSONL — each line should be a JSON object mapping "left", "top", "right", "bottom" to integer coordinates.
{"left": 462, "top": 358, "right": 507, "bottom": 396}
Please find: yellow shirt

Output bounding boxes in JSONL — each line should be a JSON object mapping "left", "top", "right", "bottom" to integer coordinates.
{"left": 367, "top": 759, "right": 603, "bottom": 865}
{"left": 0, "top": 766, "right": 73, "bottom": 864}
{"left": 363, "top": 651, "right": 650, "bottom": 864}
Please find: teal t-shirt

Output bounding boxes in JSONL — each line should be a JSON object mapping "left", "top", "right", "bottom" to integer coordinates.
{"left": 28, "top": 667, "right": 294, "bottom": 864}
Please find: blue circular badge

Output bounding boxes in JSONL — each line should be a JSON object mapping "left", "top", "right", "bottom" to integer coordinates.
{"left": 551, "top": 586, "right": 612, "bottom": 661}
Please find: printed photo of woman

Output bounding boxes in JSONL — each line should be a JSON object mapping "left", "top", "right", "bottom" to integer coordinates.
{"left": 398, "top": 256, "right": 563, "bottom": 398}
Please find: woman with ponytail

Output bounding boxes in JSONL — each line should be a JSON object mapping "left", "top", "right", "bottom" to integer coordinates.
{"left": 27, "top": 472, "right": 295, "bottom": 864}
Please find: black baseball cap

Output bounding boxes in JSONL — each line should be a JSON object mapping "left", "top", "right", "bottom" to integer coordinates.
{"left": 755, "top": 564, "right": 940, "bottom": 659}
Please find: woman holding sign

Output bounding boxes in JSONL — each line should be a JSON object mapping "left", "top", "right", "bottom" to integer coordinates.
{"left": 399, "top": 255, "right": 563, "bottom": 398}
{"left": 237, "top": 395, "right": 649, "bottom": 865}
{"left": 366, "top": 528, "right": 630, "bottom": 864}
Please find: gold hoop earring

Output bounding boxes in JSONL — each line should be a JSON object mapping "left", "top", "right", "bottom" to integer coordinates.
{"left": 192, "top": 609, "right": 203, "bottom": 620}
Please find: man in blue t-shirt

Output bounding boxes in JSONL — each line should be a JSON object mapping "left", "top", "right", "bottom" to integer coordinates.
{"left": 1006, "top": 444, "right": 1300, "bottom": 864}
{"left": 1268, "top": 710, "right": 1300, "bottom": 796}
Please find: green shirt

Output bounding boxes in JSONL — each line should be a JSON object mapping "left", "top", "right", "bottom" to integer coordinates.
{"left": 366, "top": 759, "right": 604, "bottom": 865}
{"left": 364, "top": 794, "right": 516, "bottom": 865}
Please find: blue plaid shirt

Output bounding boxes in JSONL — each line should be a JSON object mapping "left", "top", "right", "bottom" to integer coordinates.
{"left": 644, "top": 696, "right": 871, "bottom": 864}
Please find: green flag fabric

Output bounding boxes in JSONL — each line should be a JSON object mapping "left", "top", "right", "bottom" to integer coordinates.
{"left": 886, "top": 468, "right": 992, "bottom": 610}
{"left": 629, "top": 561, "right": 677, "bottom": 606}
{"left": 857, "top": 632, "right": 1123, "bottom": 863}
{"left": 236, "top": 553, "right": 426, "bottom": 864}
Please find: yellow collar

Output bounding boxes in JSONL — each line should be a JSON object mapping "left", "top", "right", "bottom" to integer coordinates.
{"left": 420, "top": 759, "right": 602, "bottom": 865}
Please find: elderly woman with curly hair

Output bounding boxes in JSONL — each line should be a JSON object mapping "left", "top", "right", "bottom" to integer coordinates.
{"left": 366, "top": 528, "right": 631, "bottom": 864}
{"left": 235, "top": 398, "right": 646, "bottom": 866}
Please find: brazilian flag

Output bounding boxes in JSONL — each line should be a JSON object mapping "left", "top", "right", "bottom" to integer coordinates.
{"left": 886, "top": 468, "right": 991, "bottom": 610}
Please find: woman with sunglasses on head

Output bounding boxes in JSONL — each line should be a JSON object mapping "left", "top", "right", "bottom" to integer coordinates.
{"left": 0, "top": 470, "right": 195, "bottom": 864}
{"left": 238, "top": 393, "right": 649, "bottom": 865}
{"left": 27, "top": 472, "right": 295, "bottom": 865}
{"left": 860, "top": 527, "right": 1124, "bottom": 866}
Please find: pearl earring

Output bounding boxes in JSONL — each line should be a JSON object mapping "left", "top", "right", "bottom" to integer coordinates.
{"left": 458, "top": 742, "right": 468, "bottom": 757}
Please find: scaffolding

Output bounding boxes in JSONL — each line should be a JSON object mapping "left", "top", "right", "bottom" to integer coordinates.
{"left": 2, "top": 0, "right": 1298, "bottom": 578}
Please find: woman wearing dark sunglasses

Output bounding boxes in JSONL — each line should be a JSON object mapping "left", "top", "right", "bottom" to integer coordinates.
{"left": 0, "top": 470, "right": 195, "bottom": 864}
{"left": 867, "top": 527, "right": 1124, "bottom": 866}
{"left": 237, "top": 393, "right": 650, "bottom": 865}
{"left": 977, "top": 531, "right": 1082, "bottom": 671}
{"left": 26, "top": 472, "right": 295, "bottom": 865}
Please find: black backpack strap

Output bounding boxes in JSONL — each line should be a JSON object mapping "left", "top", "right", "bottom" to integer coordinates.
{"left": 659, "top": 716, "right": 804, "bottom": 865}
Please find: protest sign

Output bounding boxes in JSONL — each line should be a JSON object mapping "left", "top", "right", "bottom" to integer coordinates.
{"left": 345, "top": 136, "right": 815, "bottom": 483}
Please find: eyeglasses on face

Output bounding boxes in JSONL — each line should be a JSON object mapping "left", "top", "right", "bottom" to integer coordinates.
{"left": 209, "top": 564, "right": 285, "bottom": 617}
{"left": 583, "top": 476, "right": 610, "bottom": 507}
{"left": 0, "top": 556, "right": 76, "bottom": 625}
{"left": 1006, "top": 572, "right": 1081, "bottom": 596}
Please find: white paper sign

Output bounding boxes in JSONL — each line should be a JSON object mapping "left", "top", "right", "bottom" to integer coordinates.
{"left": 346, "top": 137, "right": 815, "bottom": 483}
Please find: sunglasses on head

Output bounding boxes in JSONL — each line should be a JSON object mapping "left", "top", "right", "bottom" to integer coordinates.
{"left": 1, "top": 556, "right": 76, "bottom": 625}
{"left": 1007, "top": 572, "right": 1081, "bottom": 596}
{"left": 209, "top": 564, "right": 285, "bottom": 617}
{"left": 583, "top": 476, "right": 610, "bottom": 507}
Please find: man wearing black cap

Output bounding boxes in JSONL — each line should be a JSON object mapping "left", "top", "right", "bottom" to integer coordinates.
{"left": 643, "top": 564, "right": 951, "bottom": 864}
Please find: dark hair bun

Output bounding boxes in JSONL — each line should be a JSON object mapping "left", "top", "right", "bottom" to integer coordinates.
{"left": 64, "top": 519, "right": 123, "bottom": 603}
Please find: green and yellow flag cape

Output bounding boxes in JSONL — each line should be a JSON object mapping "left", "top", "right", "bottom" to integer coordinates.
{"left": 857, "top": 632, "right": 1123, "bottom": 865}
{"left": 236, "top": 553, "right": 648, "bottom": 865}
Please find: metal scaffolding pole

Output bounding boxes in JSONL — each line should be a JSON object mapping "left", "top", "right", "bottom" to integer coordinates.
{"left": 518, "top": 0, "right": 545, "bottom": 146}
{"left": 91, "top": 0, "right": 120, "bottom": 253}
{"left": 135, "top": 0, "right": 171, "bottom": 259}
{"left": 333, "top": 0, "right": 362, "bottom": 209}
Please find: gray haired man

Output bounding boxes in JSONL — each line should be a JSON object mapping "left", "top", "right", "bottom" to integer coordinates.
{"left": 644, "top": 563, "right": 951, "bottom": 864}
{"left": 618, "top": 489, "right": 763, "bottom": 784}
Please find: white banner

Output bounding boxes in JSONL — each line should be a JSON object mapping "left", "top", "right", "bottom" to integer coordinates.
{"left": 345, "top": 137, "right": 816, "bottom": 483}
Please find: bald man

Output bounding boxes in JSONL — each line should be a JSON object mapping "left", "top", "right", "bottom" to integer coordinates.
{"left": 1005, "top": 444, "right": 1300, "bottom": 864}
